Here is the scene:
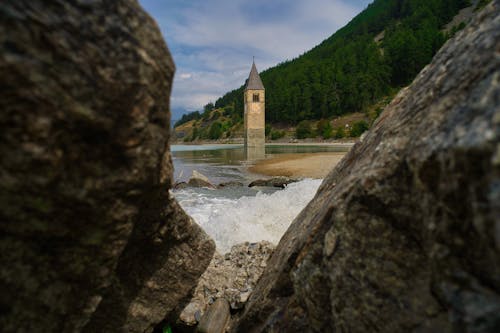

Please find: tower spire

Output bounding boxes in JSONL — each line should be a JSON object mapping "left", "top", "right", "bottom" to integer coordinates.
{"left": 245, "top": 60, "right": 264, "bottom": 91}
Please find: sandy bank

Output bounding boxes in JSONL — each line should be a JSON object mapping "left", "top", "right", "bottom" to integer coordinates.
{"left": 248, "top": 152, "right": 346, "bottom": 179}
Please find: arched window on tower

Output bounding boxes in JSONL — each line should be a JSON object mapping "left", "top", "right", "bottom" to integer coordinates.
{"left": 253, "top": 93, "right": 260, "bottom": 102}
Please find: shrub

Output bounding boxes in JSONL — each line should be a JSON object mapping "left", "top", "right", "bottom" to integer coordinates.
{"left": 222, "top": 120, "right": 232, "bottom": 131}
{"left": 208, "top": 121, "right": 223, "bottom": 140}
{"left": 270, "top": 129, "right": 286, "bottom": 140}
{"left": 316, "top": 119, "right": 328, "bottom": 133}
{"left": 317, "top": 119, "right": 333, "bottom": 139}
{"left": 223, "top": 106, "right": 233, "bottom": 117}
{"left": 323, "top": 125, "right": 333, "bottom": 139}
{"left": 334, "top": 127, "right": 345, "bottom": 139}
{"left": 265, "top": 124, "right": 272, "bottom": 137}
{"left": 296, "top": 120, "right": 314, "bottom": 139}
{"left": 197, "top": 127, "right": 208, "bottom": 140}
{"left": 214, "top": 112, "right": 220, "bottom": 120}
{"left": 231, "top": 112, "right": 242, "bottom": 124}
{"left": 350, "top": 120, "right": 369, "bottom": 137}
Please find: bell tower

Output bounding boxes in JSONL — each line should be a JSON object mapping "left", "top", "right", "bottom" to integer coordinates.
{"left": 244, "top": 60, "right": 265, "bottom": 159}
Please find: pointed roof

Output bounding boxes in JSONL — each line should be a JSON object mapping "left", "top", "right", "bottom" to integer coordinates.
{"left": 245, "top": 61, "right": 265, "bottom": 90}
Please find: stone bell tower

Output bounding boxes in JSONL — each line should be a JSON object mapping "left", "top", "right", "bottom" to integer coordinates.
{"left": 244, "top": 60, "right": 265, "bottom": 159}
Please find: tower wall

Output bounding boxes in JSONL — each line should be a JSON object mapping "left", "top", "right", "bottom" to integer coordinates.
{"left": 244, "top": 89, "right": 265, "bottom": 149}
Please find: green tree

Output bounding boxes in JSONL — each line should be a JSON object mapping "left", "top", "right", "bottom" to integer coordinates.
{"left": 208, "top": 121, "right": 223, "bottom": 140}
{"left": 204, "top": 102, "right": 214, "bottom": 113}
{"left": 385, "top": 27, "right": 421, "bottom": 85}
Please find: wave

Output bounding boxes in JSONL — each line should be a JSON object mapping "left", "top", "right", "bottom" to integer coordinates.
{"left": 174, "top": 179, "right": 322, "bottom": 253}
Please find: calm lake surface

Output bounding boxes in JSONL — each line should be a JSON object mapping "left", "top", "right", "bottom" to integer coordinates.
{"left": 171, "top": 143, "right": 351, "bottom": 252}
{"left": 171, "top": 143, "right": 350, "bottom": 183}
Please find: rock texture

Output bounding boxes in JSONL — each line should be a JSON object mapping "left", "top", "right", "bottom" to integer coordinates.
{"left": 179, "top": 242, "right": 275, "bottom": 327}
{"left": 233, "top": 3, "right": 500, "bottom": 333}
{"left": 197, "top": 298, "right": 231, "bottom": 333}
{"left": 248, "top": 177, "right": 299, "bottom": 188}
{"left": 0, "top": 1, "right": 214, "bottom": 332}
{"left": 188, "top": 170, "right": 216, "bottom": 189}
{"left": 217, "top": 181, "right": 245, "bottom": 189}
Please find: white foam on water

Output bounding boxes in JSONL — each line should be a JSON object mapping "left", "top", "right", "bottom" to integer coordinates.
{"left": 174, "top": 179, "right": 322, "bottom": 253}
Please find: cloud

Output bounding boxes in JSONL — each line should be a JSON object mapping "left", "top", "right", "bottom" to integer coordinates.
{"left": 139, "top": 0, "right": 371, "bottom": 113}
{"left": 169, "top": 0, "right": 359, "bottom": 61}
{"left": 171, "top": 70, "right": 229, "bottom": 110}
{"left": 179, "top": 73, "right": 193, "bottom": 79}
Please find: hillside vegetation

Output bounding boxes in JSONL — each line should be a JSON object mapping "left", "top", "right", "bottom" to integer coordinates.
{"left": 175, "top": 0, "right": 474, "bottom": 141}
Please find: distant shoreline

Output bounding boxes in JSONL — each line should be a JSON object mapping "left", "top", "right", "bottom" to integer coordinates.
{"left": 266, "top": 142, "right": 355, "bottom": 147}
{"left": 171, "top": 140, "right": 357, "bottom": 147}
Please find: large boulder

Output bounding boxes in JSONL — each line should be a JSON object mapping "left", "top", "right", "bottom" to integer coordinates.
{"left": 233, "top": 3, "right": 500, "bottom": 333}
{"left": 0, "top": 1, "right": 215, "bottom": 332}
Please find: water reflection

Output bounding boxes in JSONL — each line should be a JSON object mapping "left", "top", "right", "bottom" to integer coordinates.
{"left": 171, "top": 144, "right": 351, "bottom": 183}
{"left": 245, "top": 145, "right": 265, "bottom": 161}
{"left": 172, "top": 145, "right": 244, "bottom": 166}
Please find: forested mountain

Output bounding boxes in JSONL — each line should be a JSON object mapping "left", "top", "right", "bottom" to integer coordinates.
{"left": 176, "top": 0, "right": 476, "bottom": 133}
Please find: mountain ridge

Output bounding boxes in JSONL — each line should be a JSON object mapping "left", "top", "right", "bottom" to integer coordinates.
{"left": 174, "top": 0, "right": 483, "bottom": 141}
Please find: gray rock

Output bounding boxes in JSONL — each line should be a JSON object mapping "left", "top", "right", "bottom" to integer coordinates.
{"left": 232, "top": 3, "right": 500, "bottom": 332}
{"left": 0, "top": 1, "right": 215, "bottom": 332}
{"left": 248, "top": 177, "right": 299, "bottom": 188}
{"left": 188, "top": 170, "right": 216, "bottom": 188}
{"left": 173, "top": 181, "right": 189, "bottom": 190}
{"left": 188, "top": 178, "right": 216, "bottom": 188}
{"left": 217, "top": 181, "right": 245, "bottom": 188}
{"left": 196, "top": 298, "right": 230, "bottom": 333}
{"left": 178, "top": 242, "right": 275, "bottom": 327}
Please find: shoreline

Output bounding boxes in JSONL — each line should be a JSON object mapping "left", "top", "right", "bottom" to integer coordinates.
{"left": 171, "top": 142, "right": 356, "bottom": 149}
{"left": 248, "top": 152, "right": 346, "bottom": 179}
{"left": 171, "top": 140, "right": 357, "bottom": 147}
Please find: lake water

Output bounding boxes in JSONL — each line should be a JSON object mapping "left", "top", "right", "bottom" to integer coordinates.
{"left": 171, "top": 144, "right": 350, "bottom": 252}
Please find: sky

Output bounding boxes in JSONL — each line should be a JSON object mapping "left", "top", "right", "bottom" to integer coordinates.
{"left": 138, "top": 0, "right": 373, "bottom": 120}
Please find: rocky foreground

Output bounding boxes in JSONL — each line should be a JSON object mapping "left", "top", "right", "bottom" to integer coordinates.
{"left": 0, "top": 1, "right": 214, "bottom": 332}
{"left": 0, "top": 1, "right": 499, "bottom": 333}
